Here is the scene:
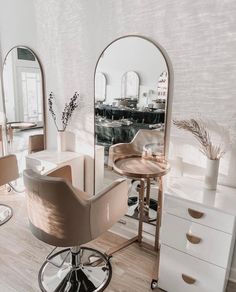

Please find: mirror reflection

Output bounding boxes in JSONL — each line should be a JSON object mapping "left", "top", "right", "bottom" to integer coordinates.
{"left": 95, "top": 72, "right": 107, "bottom": 102}
{"left": 121, "top": 71, "right": 139, "bottom": 100}
{"left": 2, "top": 46, "right": 45, "bottom": 184}
{"left": 94, "top": 36, "right": 169, "bottom": 226}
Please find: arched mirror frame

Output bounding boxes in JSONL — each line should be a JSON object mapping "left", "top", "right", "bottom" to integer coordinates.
{"left": 121, "top": 70, "right": 140, "bottom": 99}
{"left": 93, "top": 35, "right": 174, "bottom": 195}
{"left": 1, "top": 45, "right": 47, "bottom": 152}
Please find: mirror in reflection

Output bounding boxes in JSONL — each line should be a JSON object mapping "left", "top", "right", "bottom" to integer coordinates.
{"left": 95, "top": 72, "right": 107, "bottom": 102}
{"left": 121, "top": 71, "right": 139, "bottom": 100}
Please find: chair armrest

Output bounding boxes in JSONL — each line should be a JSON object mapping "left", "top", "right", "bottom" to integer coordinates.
{"left": 47, "top": 165, "right": 72, "bottom": 183}
{"left": 89, "top": 178, "right": 129, "bottom": 239}
{"left": 0, "top": 154, "right": 19, "bottom": 186}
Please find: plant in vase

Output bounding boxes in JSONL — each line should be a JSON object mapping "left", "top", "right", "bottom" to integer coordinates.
{"left": 48, "top": 92, "right": 79, "bottom": 151}
{"left": 173, "top": 118, "right": 230, "bottom": 190}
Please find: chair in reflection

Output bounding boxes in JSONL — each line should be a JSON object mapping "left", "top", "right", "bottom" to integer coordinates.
{"left": 108, "top": 128, "right": 164, "bottom": 168}
{"left": 28, "top": 134, "right": 45, "bottom": 154}
{"left": 23, "top": 166, "right": 128, "bottom": 292}
{"left": 108, "top": 129, "right": 164, "bottom": 222}
{"left": 0, "top": 154, "right": 19, "bottom": 226}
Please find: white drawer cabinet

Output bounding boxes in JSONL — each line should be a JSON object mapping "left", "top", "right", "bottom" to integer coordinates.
{"left": 161, "top": 213, "right": 232, "bottom": 268}
{"left": 158, "top": 177, "right": 236, "bottom": 292}
{"left": 159, "top": 245, "right": 226, "bottom": 292}
{"left": 165, "top": 196, "right": 234, "bottom": 234}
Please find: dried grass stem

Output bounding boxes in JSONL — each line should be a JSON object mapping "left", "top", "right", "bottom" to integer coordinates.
{"left": 173, "top": 119, "right": 227, "bottom": 160}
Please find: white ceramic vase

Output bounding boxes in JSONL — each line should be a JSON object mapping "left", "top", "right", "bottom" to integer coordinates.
{"left": 204, "top": 158, "right": 220, "bottom": 190}
{"left": 57, "top": 130, "right": 66, "bottom": 152}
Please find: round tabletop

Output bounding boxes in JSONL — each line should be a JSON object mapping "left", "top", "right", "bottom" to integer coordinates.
{"left": 113, "top": 155, "right": 170, "bottom": 179}
{"left": 7, "top": 122, "right": 36, "bottom": 129}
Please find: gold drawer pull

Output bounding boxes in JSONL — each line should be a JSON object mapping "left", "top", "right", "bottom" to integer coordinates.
{"left": 182, "top": 274, "right": 196, "bottom": 284}
{"left": 188, "top": 208, "right": 204, "bottom": 219}
{"left": 186, "top": 233, "right": 202, "bottom": 244}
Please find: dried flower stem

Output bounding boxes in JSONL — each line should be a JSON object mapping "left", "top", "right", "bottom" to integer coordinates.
{"left": 173, "top": 118, "right": 228, "bottom": 160}
{"left": 48, "top": 92, "right": 79, "bottom": 131}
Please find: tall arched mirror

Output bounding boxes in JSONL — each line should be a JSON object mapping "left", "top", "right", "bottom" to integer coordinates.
{"left": 94, "top": 36, "right": 170, "bottom": 227}
{"left": 2, "top": 46, "right": 45, "bottom": 185}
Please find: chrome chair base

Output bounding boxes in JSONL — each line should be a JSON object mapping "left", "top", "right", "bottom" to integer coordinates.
{"left": 0, "top": 204, "right": 13, "bottom": 226}
{"left": 39, "top": 247, "right": 112, "bottom": 292}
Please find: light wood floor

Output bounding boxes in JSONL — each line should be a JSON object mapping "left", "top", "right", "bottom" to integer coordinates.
{"left": 0, "top": 189, "right": 235, "bottom": 292}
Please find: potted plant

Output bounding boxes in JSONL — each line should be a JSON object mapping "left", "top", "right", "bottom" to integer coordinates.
{"left": 173, "top": 118, "right": 230, "bottom": 190}
{"left": 48, "top": 92, "right": 79, "bottom": 151}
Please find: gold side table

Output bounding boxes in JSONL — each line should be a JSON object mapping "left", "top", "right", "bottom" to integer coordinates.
{"left": 106, "top": 155, "right": 170, "bottom": 288}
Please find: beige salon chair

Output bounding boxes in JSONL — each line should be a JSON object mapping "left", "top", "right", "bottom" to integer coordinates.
{"left": 0, "top": 154, "right": 19, "bottom": 225}
{"left": 28, "top": 134, "right": 45, "bottom": 154}
{"left": 108, "top": 128, "right": 164, "bottom": 168}
{"left": 23, "top": 166, "right": 128, "bottom": 292}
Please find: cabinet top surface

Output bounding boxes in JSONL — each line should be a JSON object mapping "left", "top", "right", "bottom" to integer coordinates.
{"left": 166, "top": 176, "right": 236, "bottom": 216}
{"left": 26, "top": 150, "right": 83, "bottom": 164}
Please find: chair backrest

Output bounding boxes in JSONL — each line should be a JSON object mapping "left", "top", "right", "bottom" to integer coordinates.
{"left": 130, "top": 129, "right": 164, "bottom": 152}
{"left": 23, "top": 169, "right": 91, "bottom": 247}
{"left": 28, "top": 134, "right": 44, "bottom": 154}
{"left": 23, "top": 169, "right": 129, "bottom": 248}
{"left": 0, "top": 154, "right": 19, "bottom": 187}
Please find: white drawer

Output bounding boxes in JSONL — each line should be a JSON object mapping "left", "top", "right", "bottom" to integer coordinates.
{"left": 165, "top": 196, "right": 234, "bottom": 234}
{"left": 161, "top": 213, "right": 232, "bottom": 268}
{"left": 159, "top": 244, "right": 226, "bottom": 292}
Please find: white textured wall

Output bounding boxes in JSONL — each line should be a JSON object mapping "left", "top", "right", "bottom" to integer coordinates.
{"left": 1, "top": 0, "right": 236, "bottom": 280}
{"left": 33, "top": 0, "right": 236, "bottom": 183}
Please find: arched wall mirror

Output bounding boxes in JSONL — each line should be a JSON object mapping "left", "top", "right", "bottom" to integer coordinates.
{"left": 94, "top": 36, "right": 171, "bottom": 226}
{"left": 2, "top": 46, "right": 45, "bottom": 181}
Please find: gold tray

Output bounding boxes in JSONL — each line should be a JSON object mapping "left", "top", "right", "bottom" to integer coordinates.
{"left": 113, "top": 154, "right": 170, "bottom": 179}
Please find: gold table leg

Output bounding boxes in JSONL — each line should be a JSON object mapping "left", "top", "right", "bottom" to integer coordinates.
{"left": 155, "top": 177, "right": 163, "bottom": 251}
{"left": 151, "top": 248, "right": 160, "bottom": 289}
{"left": 146, "top": 178, "right": 151, "bottom": 207}
{"left": 106, "top": 178, "right": 152, "bottom": 256}
{"left": 144, "top": 178, "right": 151, "bottom": 219}
{"left": 138, "top": 179, "right": 145, "bottom": 244}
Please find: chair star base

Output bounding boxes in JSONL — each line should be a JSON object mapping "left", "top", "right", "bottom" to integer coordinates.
{"left": 0, "top": 204, "right": 13, "bottom": 225}
{"left": 39, "top": 247, "right": 112, "bottom": 292}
